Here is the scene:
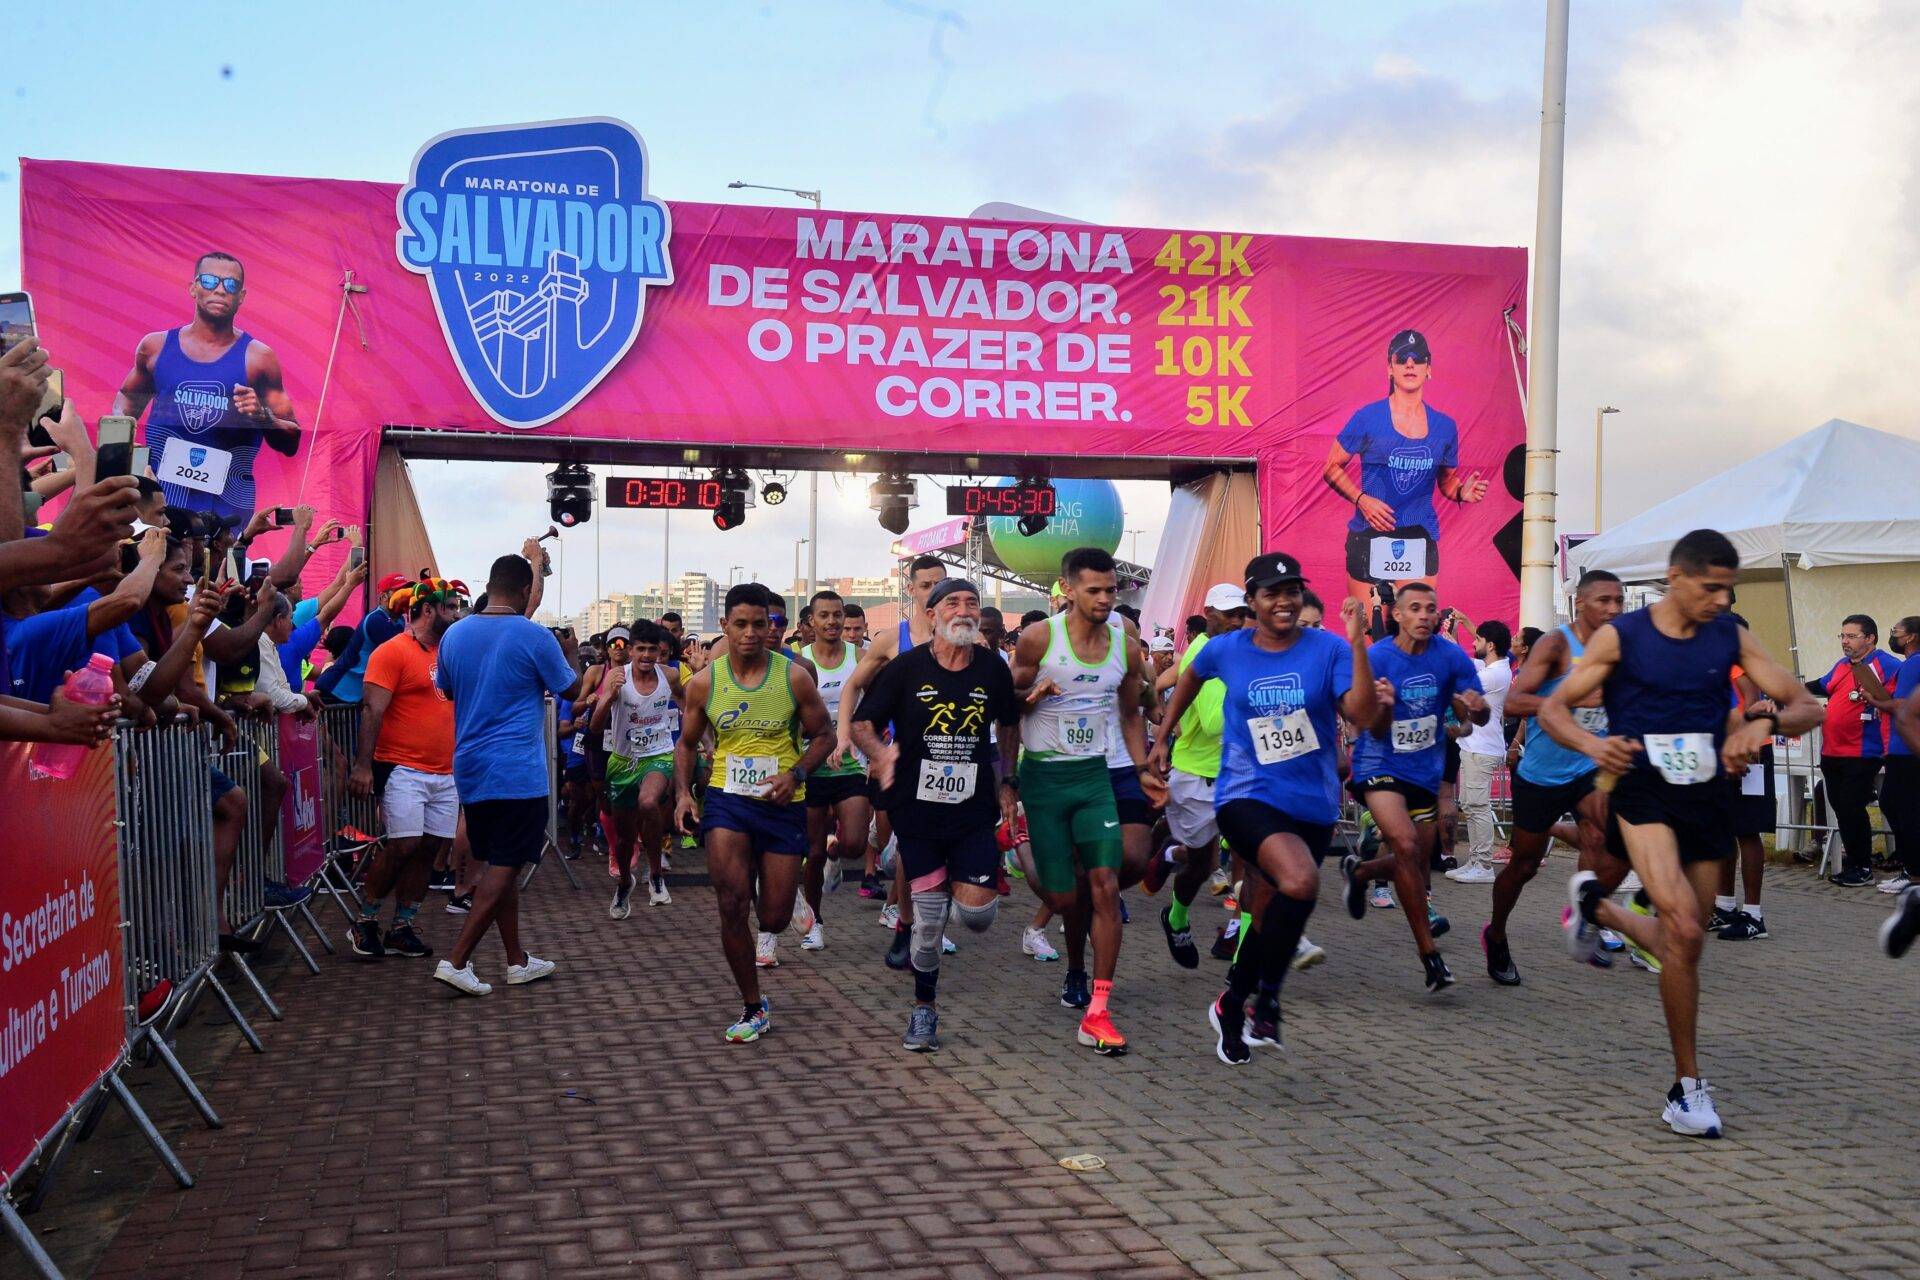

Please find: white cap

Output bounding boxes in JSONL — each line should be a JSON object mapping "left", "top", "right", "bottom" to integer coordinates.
{"left": 1202, "top": 582, "right": 1247, "bottom": 612}
{"left": 1147, "top": 634, "right": 1176, "bottom": 653}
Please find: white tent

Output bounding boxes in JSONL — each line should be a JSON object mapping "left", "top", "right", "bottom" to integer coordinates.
{"left": 1569, "top": 419, "right": 1920, "bottom": 676}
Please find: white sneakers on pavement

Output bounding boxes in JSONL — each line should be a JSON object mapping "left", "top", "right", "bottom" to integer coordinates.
{"left": 1662, "top": 1077, "right": 1723, "bottom": 1138}
{"left": 506, "top": 955, "right": 556, "bottom": 985}
{"left": 1444, "top": 858, "right": 1499, "bottom": 884}
{"left": 756, "top": 931, "right": 779, "bottom": 968}
{"left": 791, "top": 888, "right": 817, "bottom": 936}
{"left": 801, "top": 922, "right": 826, "bottom": 950}
{"left": 433, "top": 961, "right": 491, "bottom": 996}
{"left": 1292, "top": 936, "right": 1328, "bottom": 970}
{"left": 878, "top": 903, "right": 900, "bottom": 930}
{"left": 1022, "top": 925, "right": 1060, "bottom": 961}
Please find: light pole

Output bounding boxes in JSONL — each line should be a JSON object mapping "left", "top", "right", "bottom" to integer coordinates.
{"left": 1520, "top": 0, "right": 1571, "bottom": 630}
{"left": 794, "top": 538, "right": 810, "bottom": 601}
{"left": 1125, "top": 527, "right": 1145, "bottom": 563}
{"left": 1593, "top": 405, "right": 1619, "bottom": 530}
{"left": 729, "top": 564, "right": 744, "bottom": 586}
{"left": 727, "top": 181, "right": 823, "bottom": 209}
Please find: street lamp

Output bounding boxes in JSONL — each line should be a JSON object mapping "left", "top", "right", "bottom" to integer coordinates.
{"left": 1593, "top": 405, "right": 1620, "bottom": 530}
{"left": 728, "top": 564, "right": 745, "bottom": 586}
{"left": 1125, "top": 527, "right": 1145, "bottom": 563}
{"left": 794, "top": 538, "right": 810, "bottom": 601}
{"left": 727, "top": 180, "right": 823, "bottom": 209}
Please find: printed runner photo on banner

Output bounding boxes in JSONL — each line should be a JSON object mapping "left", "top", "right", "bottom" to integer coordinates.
{"left": 0, "top": 744, "right": 126, "bottom": 1184}
{"left": 20, "top": 116, "right": 1526, "bottom": 624}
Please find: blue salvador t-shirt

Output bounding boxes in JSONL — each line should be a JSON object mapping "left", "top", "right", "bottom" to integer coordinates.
{"left": 1349, "top": 634, "right": 1484, "bottom": 792}
{"left": 1187, "top": 626, "right": 1353, "bottom": 825}
{"left": 435, "top": 612, "right": 576, "bottom": 802}
{"left": 1338, "top": 398, "right": 1459, "bottom": 537}
{"left": 2, "top": 593, "right": 140, "bottom": 703}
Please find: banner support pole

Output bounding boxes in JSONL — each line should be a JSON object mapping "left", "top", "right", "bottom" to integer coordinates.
{"left": 1521, "top": 0, "right": 1570, "bottom": 629}
{"left": 0, "top": 1194, "right": 61, "bottom": 1280}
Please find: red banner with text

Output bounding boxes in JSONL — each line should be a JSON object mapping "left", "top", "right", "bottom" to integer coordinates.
{"left": 0, "top": 743, "right": 126, "bottom": 1183}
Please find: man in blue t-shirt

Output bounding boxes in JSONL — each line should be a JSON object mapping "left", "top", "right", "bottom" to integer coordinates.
{"left": 315, "top": 573, "right": 412, "bottom": 704}
{"left": 1320, "top": 330, "right": 1490, "bottom": 614}
{"left": 429, "top": 552, "right": 583, "bottom": 997}
{"left": 1150, "top": 552, "right": 1378, "bottom": 1066}
{"left": 1339, "top": 581, "right": 1487, "bottom": 993}
{"left": 0, "top": 527, "right": 165, "bottom": 704}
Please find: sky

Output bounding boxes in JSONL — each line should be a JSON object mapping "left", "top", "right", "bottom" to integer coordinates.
{"left": 10, "top": 0, "right": 1914, "bottom": 613}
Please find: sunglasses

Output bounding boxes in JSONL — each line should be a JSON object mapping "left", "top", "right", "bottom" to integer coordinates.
{"left": 1391, "top": 352, "right": 1429, "bottom": 365}
{"left": 195, "top": 273, "right": 243, "bottom": 294}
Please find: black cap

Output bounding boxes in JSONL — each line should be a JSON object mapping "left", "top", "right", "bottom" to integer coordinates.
{"left": 926, "top": 577, "right": 981, "bottom": 608}
{"left": 1244, "top": 552, "right": 1308, "bottom": 591}
{"left": 1387, "top": 328, "right": 1431, "bottom": 362}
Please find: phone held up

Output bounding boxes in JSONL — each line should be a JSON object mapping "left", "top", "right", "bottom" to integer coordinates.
{"left": 96, "top": 416, "right": 138, "bottom": 481}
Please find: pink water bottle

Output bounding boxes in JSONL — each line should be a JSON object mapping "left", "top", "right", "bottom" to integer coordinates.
{"left": 29, "top": 653, "right": 118, "bottom": 781}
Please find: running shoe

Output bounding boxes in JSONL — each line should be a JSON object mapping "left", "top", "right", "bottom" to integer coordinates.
{"left": 726, "top": 999, "right": 772, "bottom": 1043}
{"left": 1709, "top": 903, "right": 1739, "bottom": 931}
{"left": 1422, "top": 951, "right": 1455, "bottom": 993}
{"left": 348, "top": 919, "right": 385, "bottom": 960}
{"left": 1558, "top": 908, "right": 1614, "bottom": 968}
{"left": 1208, "top": 867, "right": 1231, "bottom": 896}
{"left": 1245, "top": 996, "right": 1283, "bottom": 1050}
{"left": 1830, "top": 866, "right": 1875, "bottom": 888}
{"left": 1427, "top": 903, "right": 1451, "bottom": 939}
{"left": 942, "top": 935, "right": 957, "bottom": 955}
{"left": 445, "top": 892, "right": 473, "bottom": 915}
{"left": 1369, "top": 883, "right": 1395, "bottom": 910}
{"left": 1482, "top": 925, "right": 1520, "bottom": 986}
{"left": 1341, "top": 853, "right": 1368, "bottom": 919}
{"left": 884, "top": 927, "right": 911, "bottom": 971}
{"left": 1662, "top": 1078, "right": 1722, "bottom": 1138}
{"left": 263, "top": 880, "right": 313, "bottom": 909}
{"left": 649, "top": 877, "right": 672, "bottom": 906}
{"left": 1143, "top": 846, "right": 1176, "bottom": 895}
{"left": 1444, "top": 858, "right": 1498, "bottom": 884}
{"left": 1076, "top": 1009, "right": 1128, "bottom": 1055}
{"left": 1490, "top": 847, "right": 1512, "bottom": 865}
{"left": 903, "top": 1004, "right": 940, "bottom": 1052}
{"left": 432, "top": 960, "right": 490, "bottom": 996}
{"left": 1717, "top": 911, "right": 1767, "bottom": 941}
{"left": 383, "top": 923, "right": 432, "bottom": 958}
{"left": 428, "top": 869, "right": 456, "bottom": 893}
{"left": 822, "top": 853, "right": 842, "bottom": 894}
{"left": 1118, "top": 896, "right": 1130, "bottom": 925}
{"left": 800, "top": 921, "right": 826, "bottom": 950}
{"left": 1880, "top": 886, "right": 1920, "bottom": 958}
{"left": 1563, "top": 870, "right": 1602, "bottom": 960}
{"left": 506, "top": 955, "right": 556, "bottom": 985}
{"left": 1876, "top": 873, "right": 1912, "bottom": 895}
{"left": 1059, "top": 969, "right": 1092, "bottom": 1009}
{"left": 1628, "top": 944, "right": 1662, "bottom": 973}
{"left": 756, "top": 932, "right": 780, "bottom": 968}
{"left": 1210, "top": 918, "right": 1240, "bottom": 961}
{"left": 791, "top": 888, "right": 817, "bottom": 937}
{"left": 1292, "top": 937, "right": 1327, "bottom": 971}
{"left": 660, "top": 851, "right": 672, "bottom": 872}
{"left": 1599, "top": 929, "right": 1626, "bottom": 952}
{"left": 136, "top": 980, "right": 172, "bottom": 1025}
{"left": 1022, "top": 925, "right": 1060, "bottom": 961}
{"left": 611, "top": 882, "right": 634, "bottom": 920}
{"left": 859, "top": 874, "right": 884, "bottom": 900}
{"left": 1161, "top": 905, "right": 1199, "bottom": 969}
{"left": 878, "top": 903, "right": 900, "bottom": 930}
{"left": 1208, "top": 994, "right": 1251, "bottom": 1066}
{"left": 608, "top": 849, "right": 620, "bottom": 879}
{"left": 1221, "top": 891, "right": 1238, "bottom": 915}
{"left": 1436, "top": 853, "right": 1459, "bottom": 873}
{"left": 1619, "top": 870, "right": 1643, "bottom": 893}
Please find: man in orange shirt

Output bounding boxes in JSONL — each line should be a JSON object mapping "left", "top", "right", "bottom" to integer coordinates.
{"left": 347, "top": 578, "right": 466, "bottom": 959}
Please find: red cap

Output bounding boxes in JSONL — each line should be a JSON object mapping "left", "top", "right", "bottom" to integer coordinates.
{"left": 376, "top": 572, "right": 411, "bottom": 593}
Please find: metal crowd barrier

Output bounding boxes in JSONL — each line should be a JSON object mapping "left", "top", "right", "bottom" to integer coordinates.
{"left": 519, "top": 696, "right": 578, "bottom": 890}
{"left": 314, "top": 701, "right": 379, "bottom": 924}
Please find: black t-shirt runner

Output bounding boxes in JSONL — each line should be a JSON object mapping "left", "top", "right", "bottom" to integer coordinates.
{"left": 855, "top": 643, "right": 1019, "bottom": 838}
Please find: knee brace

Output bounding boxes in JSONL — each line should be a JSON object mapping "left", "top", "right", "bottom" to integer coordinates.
{"left": 910, "top": 890, "right": 950, "bottom": 973}
{"left": 953, "top": 896, "right": 998, "bottom": 934}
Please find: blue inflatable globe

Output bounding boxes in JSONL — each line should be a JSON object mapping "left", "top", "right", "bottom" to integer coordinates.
{"left": 986, "top": 477, "right": 1125, "bottom": 580}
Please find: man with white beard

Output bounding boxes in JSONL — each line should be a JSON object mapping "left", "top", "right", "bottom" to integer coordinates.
{"left": 852, "top": 578, "right": 1022, "bottom": 1052}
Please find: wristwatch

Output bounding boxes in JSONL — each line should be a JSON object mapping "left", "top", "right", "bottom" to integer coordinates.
{"left": 789, "top": 765, "right": 810, "bottom": 787}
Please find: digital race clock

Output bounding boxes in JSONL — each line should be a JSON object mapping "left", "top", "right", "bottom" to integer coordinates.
{"left": 944, "top": 484, "right": 1057, "bottom": 517}
{"left": 604, "top": 476, "right": 727, "bottom": 510}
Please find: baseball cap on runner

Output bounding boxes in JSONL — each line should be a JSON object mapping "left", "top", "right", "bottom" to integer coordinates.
{"left": 1202, "top": 582, "right": 1248, "bottom": 613}
{"left": 1244, "top": 552, "right": 1309, "bottom": 591}
{"left": 1388, "top": 329, "right": 1431, "bottom": 362}
{"left": 1147, "top": 634, "right": 1176, "bottom": 653}
{"left": 605, "top": 625, "right": 632, "bottom": 644}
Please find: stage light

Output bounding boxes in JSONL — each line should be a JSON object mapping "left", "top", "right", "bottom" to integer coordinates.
{"left": 546, "top": 462, "right": 594, "bottom": 528}
{"left": 869, "top": 470, "right": 917, "bottom": 536}
{"left": 1016, "top": 477, "right": 1055, "bottom": 537}
{"left": 762, "top": 480, "right": 787, "bottom": 506}
{"left": 712, "top": 467, "right": 751, "bottom": 531}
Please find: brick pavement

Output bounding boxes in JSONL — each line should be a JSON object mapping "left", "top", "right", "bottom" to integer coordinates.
{"left": 51, "top": 846, "right": 1920, "bottom": 1280}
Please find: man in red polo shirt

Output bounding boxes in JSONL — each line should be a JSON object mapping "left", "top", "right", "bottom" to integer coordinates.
{"left": 1811, "top": 614, "right": 1900, "bottom": 887}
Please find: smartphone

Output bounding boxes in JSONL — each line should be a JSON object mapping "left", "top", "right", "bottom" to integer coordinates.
{"left": 348, "top": 546, "right": 366, "bottom": 571}
{"left": 226, "top": 546, "right": 247, "bottom": 582}
{"left": 96, "top": 415, "right": 137, "bottom": 480}
{"left": 0, "top": 291, "right": 29, "bottom": 357}
{"left": 248, "top": 558, "right": 272, "bottom": 585}
{"left": 131, "top": 445, "right": 150, "bottom": 480}
{"left": 119, "top": 542, "right": 141, "bottom": 575}
{"left": 29, "top": 369, "right": 62, "bottom": 449}
{"left": 273, "top": 506, "right": 294, "bottom": 527}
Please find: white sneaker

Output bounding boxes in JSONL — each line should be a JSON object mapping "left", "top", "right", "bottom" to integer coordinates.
{"left": 756, "top": 931, "right": 779, "bottom": 968}
{"left": 942, "top": 934, "right": 957, "bottom": 955}
{"left": 1368, "top": 883, "right": 1394, "bottom": 909}
{"left": 660, "top": 852, "right": 672, "bottom": 873}
{"left": 1877, "top": 873, "right": 1912, "bottom": 894}
{"left": 791, "top": 888, "right": 817, "bottom": 936}
{"left": 432, "top": 960, "right": 491, "bottom": 996}
{"left": 1619, "top": 870, "right": 1643, "bottom": 893}
{"left": 1292, "top": 936, "right": 1328, "bottom": 971}
{"left": 878, "top": 903, "right": 900, "bottom": 930}
{"left": 1661, "top": 1077, "right": 1723, "bottom": 1138}
{"left": 1445, "top": 859, "right": 1499, "bottom": 884}
{"left": 822, "top": 853, "right": 843, "bottom": 893}
{"left": 610, "top": 883, "right": 634, "bottom": 920}
{"left": 877, "top": 838, "right": 898, "bottom": 874}
{"left": 801, "top": 922, "right": 825, "bottom": 951}
{"left": 1022, "top": 925, "right": 1060, "bottom": 961}
{"left": 505, "top": 955, "right": 555, "bottom": 985}
{"left": 1207, "top": 867, "right": 1231, "bottom": 895}
{"left": 649, "top": 877, "right": 671, "bottom": 906}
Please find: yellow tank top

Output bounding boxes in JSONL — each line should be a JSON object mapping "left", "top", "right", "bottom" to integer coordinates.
{"left": 707, "top": 651, "right": 805, "bottom": 801}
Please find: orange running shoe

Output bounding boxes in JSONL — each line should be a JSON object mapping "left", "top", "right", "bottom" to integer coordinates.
{"left": 1076, "top": 1009, "right": 1128, "bottom": 1056}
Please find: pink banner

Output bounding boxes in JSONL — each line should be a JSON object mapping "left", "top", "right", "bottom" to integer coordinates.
{"left": 277, "top": 715, "right": 325, "bottom": 886}
{"left": 891, "top": 517, "right": 971, "bottom": 557}
{"left": 20, "top": 155, "right": 1526, "bottom": 623}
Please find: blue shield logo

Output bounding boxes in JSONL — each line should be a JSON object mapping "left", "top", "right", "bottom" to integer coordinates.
{"left": 395, "top": 118, "right": 674, "bottom": 429}
{"left": 188, "top": 447, "right": 207, "bottom": 467}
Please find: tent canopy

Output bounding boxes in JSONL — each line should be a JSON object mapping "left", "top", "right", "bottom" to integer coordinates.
{"left": 1569, "top": 420, "right": 1920, "bottom": 580}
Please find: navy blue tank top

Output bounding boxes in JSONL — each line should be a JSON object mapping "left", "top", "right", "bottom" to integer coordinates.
{"left": 899, "top": 618, "right": 916, "bottom": 652}
{"left": 1604, "top": 607, "right": 1741, "bottom": 778}
{"left": 144, "top": 328, "right": 260, "bottom": 520}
